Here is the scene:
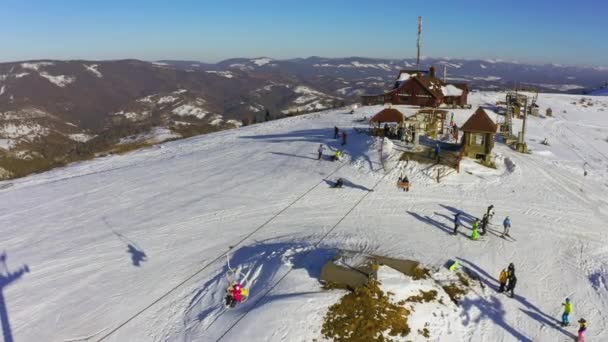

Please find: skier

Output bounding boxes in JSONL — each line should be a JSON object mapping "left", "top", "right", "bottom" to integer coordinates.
{"left": 577, "top": 318, "right": 587, "bottom": 342}
{"left": 333, "top": 178, "right": 344, "bottom": 188}
{"left": 225, "top": 282, "right": 247, "bottom": 308}
{"left": 470, "top": 224, "right": 480, "bottom": 241}
{"left": 472, "top": 218, "right": 480, "bottom": 233}
{"left": 498, "top": 268, "right": 508, "bottom": 292}
{"left": 486, "top": 204, "right": 494, "bottom": 217}
{"left": 334, "top": 126, "right": 339, "bottom": 139}
{"left": 453, "top": 213, "right": 462, "bottom": 235}
{"left": 398, "top": 175, "right": 410, "bottom": 192}
{"left": 341, "top": 131, "right": 347, "bottom": 146}
{"left": 506, "top": 274, "right": 517, "bottom": 297}
{"left": 561, "top": 298, "right": 573, "bottom": 326}
{"left": 317, "top": 144, "right": 325, "bottom": 160}
{"left": 333, "top": 150, "right": 342, "bottom": 161}
{"left": 481, "top": 213, "right": 489, "bottom": 235}
{"left": 502, "top": 216, "right": 512, "bottom": 237}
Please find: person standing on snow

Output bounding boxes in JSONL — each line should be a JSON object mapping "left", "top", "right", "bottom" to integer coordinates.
{"left": 506, "top": 274, "right": 517, "bottom": 297}
{"left": 507, "top": 263, "right": 515, "bottom": 279}
{"left": 341, "top": 131, "right": 347, "bottom": 146}
{"left": 472, "top": 218, "right": 480, "bottom": 233}
{"left": 226, "top": 283, "right": 244, "bottom": 308}
{"left": 434, "top": 143, "right": 441, "bottom": 163}
{"left": 577, "top": 318, "right": 587, "bottom": 342}
{"left": 486, "top": 204, "right": 494, "bottom": 217}
{"left": 502, "top": 216, "right": 512, "bottom": 237}
{"left": 334, "top": 126, "right": 339, "bottom": 139}
{"left": 470, "top": 223, "right": 480, "bottom": 241}
{"left": 481, "top": 213, "right": 489, "bottom": 235}
{"left": 453, "top": 213, "right": 462, "bottom": 235}
{"left": 498, "top": 268, "right": 508, "bottom": 293}
{"left": 317, "top": 144, "right": 325, "bottom": 160}
{"left": 561, "top": 298, "right": 573, "bottom": 326}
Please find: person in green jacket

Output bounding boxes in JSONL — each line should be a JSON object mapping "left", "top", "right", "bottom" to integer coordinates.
{"left": 561, "top": 298, "right": 573, "bottom": 326}
{"left": 470, "top": 218, "right": 480, "bottom": 240}
{"left": 470, "top": 224, "right": 480, "bottom": 240}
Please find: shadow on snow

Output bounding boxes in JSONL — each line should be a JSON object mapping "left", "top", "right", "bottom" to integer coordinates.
{"left": 0, "top": 251, "right": 29, "bottom": 342}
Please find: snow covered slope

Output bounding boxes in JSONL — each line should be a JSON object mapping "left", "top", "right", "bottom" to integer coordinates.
{"left": 1, "top": 92, "right": 608, "bottom": 341}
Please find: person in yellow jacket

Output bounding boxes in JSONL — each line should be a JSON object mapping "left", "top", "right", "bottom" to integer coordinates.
{"left": 561, "top": 298, "right": 573, "bottom": 326}
{"left": 470, "top": 225, "right": 480, "bottom": 240}
{"left": 498, "top": 269, "right": 508, "bottom": 293}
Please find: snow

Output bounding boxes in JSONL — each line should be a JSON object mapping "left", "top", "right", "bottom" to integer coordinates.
{"left": 14, "top": 72, "right": 29, "bottom": 78}
{"left": 20, "top": 62, "right": 53, "bottom": 71}
{"left": 171, "top": 104, "right": 209, "bottom": 119}
{"left": 206, "top": 70, "right": 235, "bottom": 78}
{"left": 398, "top": 72, "right": 412, "bottom": 81}
{"left": 84, "top": 64, "right": 103, "bottom": 78}
{"left": 68, "top": 133, "right": 95, "bottom": 143}
{"left": 173, "top": 89, "right": 188, "bottom": 94}
{"left": 0, "top": 85, "right": 5, "bottom": 96}
{"left": 252, "top": 58, "right": 273, "bottom": 66}
{"left": 473, "top": 76, "right": 502, "bottom": 81}
{"left": 442, "top": 84, "right": 464, "bottom": 97}
{"left": 0, "top": 123, "right": 48, "bottom": 139}
{"left": 0, "top": 138, "right": 15, "bottom": 150}
{"left": 157, "top": 96, "right": 179, "bottom": 104}
{"left": 39, "top": 72, "right": 75, "bottom": 87}
{"left": 113, "top": 110, "right": 149, "bottom": 121}
{"left": 480, "top": 64, "right": 488, "bottom": 69}
{"left": 2, "top": 92, "right": 608, "bottom": 341}
{"left": 535, "top": 84, "right": 585, "bottom": 92}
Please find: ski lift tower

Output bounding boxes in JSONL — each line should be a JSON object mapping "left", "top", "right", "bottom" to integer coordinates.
{"left": 416, "top": 16, "right": 422, "bottom": 69}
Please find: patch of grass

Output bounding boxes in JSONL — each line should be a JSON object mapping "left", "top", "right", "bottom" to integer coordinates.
{"left": 322, "top": 279, "right": 411, "bottom": 342}
{"left": 411, "top": 267, "right": 431, "bottom": 280}
{"left": 441, "top": 283, "right": 467, "bottom": 306}
{"left": 456, "top": 272, "right": 470, "bottom": 287}
{"left": 406, "top": 290, "right": 438, "bottom": 303}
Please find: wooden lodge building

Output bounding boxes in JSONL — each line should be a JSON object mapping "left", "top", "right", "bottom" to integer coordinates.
{"left": 461, "top": 107, "right": 498, "bottom": 163}
{"left": 361, "top": 66, "right": 469, "bottom": 108}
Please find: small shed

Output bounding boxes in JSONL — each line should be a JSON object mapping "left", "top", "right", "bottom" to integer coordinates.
{"left": 461, "top": 107, "right": 498, "bottom": 163}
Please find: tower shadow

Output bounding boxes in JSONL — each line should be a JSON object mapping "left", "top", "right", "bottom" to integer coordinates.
{"left": 0, "top": 251, "right": 30, "bottom": 342}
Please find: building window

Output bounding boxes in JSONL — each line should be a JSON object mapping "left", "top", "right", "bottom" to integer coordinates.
{"left": 472, "top": 134, "right": 485, "bottom": 145}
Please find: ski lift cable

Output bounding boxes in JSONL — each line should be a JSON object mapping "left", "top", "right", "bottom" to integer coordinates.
{"left": 216, "top": 170, "right": 391, "bottom": 341}
{"left": 97, "top": 162, "right": 350, "bottom": 341}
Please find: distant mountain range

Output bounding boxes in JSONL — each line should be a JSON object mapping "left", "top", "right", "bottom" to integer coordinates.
{"left": 1, "top": 56, "right": 607, "bottom": 179}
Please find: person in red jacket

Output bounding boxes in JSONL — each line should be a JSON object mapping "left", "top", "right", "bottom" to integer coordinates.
{"left": 226, "top": 283, "right": 244, "bottom": 308}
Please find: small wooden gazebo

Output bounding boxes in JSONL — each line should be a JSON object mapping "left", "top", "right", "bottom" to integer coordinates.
{"left": 369, "top": 108, "right": 405, "bottom": 138}
{"left": 461, "top": 107, "right": 498, "bottom": 163}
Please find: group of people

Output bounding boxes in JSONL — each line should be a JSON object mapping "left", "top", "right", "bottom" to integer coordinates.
{"left": 225, "top": 282, "right": 249, "bottom": 308}
{"left": 334, "top": 126, "right": 347, "bottom": 146}
{"left": 452, "top": 205, "right": 513, "bottom": 241}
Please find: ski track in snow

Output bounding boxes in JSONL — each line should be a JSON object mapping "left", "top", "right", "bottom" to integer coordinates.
{"left": 1, "top": 92, "right": 608, "bottom": 341}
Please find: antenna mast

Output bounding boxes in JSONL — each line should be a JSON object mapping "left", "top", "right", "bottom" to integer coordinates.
{"left": 416, "top": 16, "right": 422, "bottom": 69}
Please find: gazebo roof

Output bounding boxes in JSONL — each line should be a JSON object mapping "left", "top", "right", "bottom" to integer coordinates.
{"left": 461, "top": 107, "right": 498, "bottom": 133}
{"left": 369, "top": 108, "right": 405, "bottom": 123}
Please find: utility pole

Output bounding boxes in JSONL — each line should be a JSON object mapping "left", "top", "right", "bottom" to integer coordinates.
{"left": 416, "top": 16, "right": 422, "bottom": 69}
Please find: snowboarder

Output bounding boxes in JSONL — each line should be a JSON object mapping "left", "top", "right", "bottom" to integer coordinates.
{"left": 333, "top": 150, "right": 342, "bottom": 161}
{"left": 333, "top": 178, "right": 344, "bottom": 188}
{"left": 480, "top": 213, "right": 489, "bottom": 235}
{"left": 561, "top": 298, "right": 573, "bottom": 326}
{"left": 225, "top": 282, "right": 248, "bottom": 308}
{"left": 434, "top": 143, "right": 441, "bottom": 163}
{"left": 334, "top": 126, "right": 339, "bottom": 139}
{"left": 341, "top": 131, "right": 347, "bottom": 146}
{"left": 506, "top": 274, "right": 517, "bottom": 297}
{"left": 453, "top": 213, "right": 462, "bottom": 235}
{"left": 577, "top": 318, "right": 587, "bottom": 342}
{"left": 470, "top": 224, "right": 480, "bottom": 241}
{"left": 502, "top": 216, "right": 512, "bottom": 237}
{"left": 317, "top": 144, "right": 325, "bottom": 160}
{"left": 498, "top": 268, "right": 508, "bottom": 293}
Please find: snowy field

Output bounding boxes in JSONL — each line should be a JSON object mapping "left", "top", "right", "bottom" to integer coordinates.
{"left": 1, "top": 92, "right": 608, "bottom": 341}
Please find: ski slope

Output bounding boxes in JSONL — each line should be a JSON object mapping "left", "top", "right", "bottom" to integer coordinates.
{"left": 1, "top": 92, "right": 608, "bottom": 341}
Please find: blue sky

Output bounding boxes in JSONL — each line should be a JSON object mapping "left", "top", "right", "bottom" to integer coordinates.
{"left": 1, "top": 0, "right": 606, "bottom": 66}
